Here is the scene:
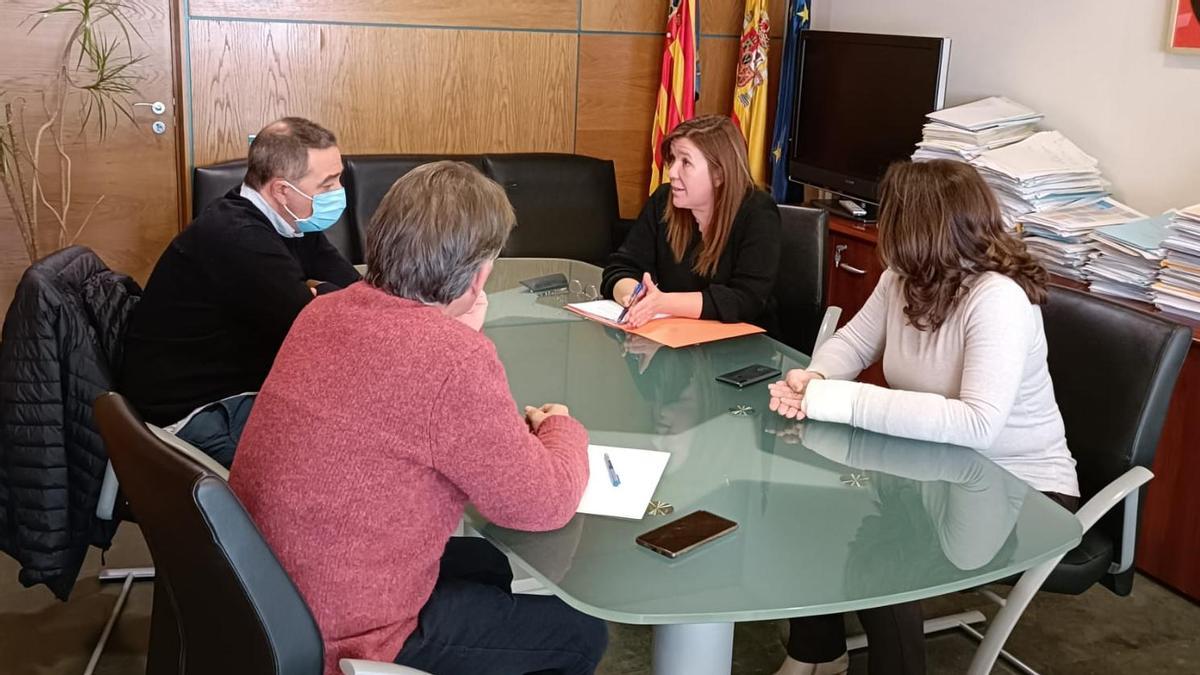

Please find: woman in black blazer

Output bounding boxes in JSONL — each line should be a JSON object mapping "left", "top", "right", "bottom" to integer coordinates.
{"left": 601, "top": 115, "right": 781, "bottom": 330}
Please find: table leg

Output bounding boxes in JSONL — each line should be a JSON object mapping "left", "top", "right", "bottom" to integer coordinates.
{"left": 652, "top": 622, "right": 735, "bottom": 675}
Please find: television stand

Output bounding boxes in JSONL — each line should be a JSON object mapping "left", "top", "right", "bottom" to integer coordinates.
{"left": 811, "top": 198, "right": 878, "bottom": 224}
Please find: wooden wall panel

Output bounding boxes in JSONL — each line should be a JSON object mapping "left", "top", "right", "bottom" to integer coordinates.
{"left": 184, "top": 2, "right": 797, "bottom": 221}
{"left": 189, "top": 21, "right": 577, "bottom": 165}
{"left": 581, "top": 0, "right": 788, "bottom": 36}
{"left": 698, "top": 37, "right": 740, "bottom": 116}
{"left": 582, "top": 0, "right": 667, "bottom": 33}
{"left": 576, "top": 35, "right": 662, "bottom": 219}
{"left": 189, "top": 0, "right": 578, "bottom": 31}
{"left": 702, "top": 0, "right": 789, "bottom": 37}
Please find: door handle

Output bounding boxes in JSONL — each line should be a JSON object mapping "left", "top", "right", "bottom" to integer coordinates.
{"left": 134, "top": 101, "right": 167, "bottom": 115}
{"left": 833, "top": 245, "right": 867, "bottom": 276}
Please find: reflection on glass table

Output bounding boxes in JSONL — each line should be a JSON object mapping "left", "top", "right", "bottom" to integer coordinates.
{"left": 469, "top": 259, "right": 1082, "bottom": 675}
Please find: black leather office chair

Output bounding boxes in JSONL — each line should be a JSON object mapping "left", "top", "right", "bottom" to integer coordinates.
{"left": 94, "top": 392, "right": 422, "bottom": 675}
{"left": 343, "top": 155, "right": 485, "bottom": 248}
{"left": 485, "top": 154, "right": 617, "bottom": 265}
{"left": 775, "top": 204, "right": 837, "bottom": 354}
{"left": 193, "top": 153, "right": 621, "bottom": 267}
{"left": 192, "top": 160, "right": 363, "bottom": 263}
{"left": 963, "top": 286, "right": 1192, "bottom": 674}
{"left": 1040, "top": 286, "right": 1192, "bottom": 594}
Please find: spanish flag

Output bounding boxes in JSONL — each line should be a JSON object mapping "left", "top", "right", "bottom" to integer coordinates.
{"left": 732, "top": 0, "right": 771, "bottom": 187}
{"left": 649, "top": 0, "right": 699, "bottom": 194}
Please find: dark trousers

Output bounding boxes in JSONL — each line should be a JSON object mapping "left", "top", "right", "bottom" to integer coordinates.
{"left": 175, "top": 393, "right": 256, "bottom": 468}
{"left": 394, "top": 538, "right": 608, "bottom": 675}
{"left": 785, "top": 491, "right": 1081, "bottom": 674}
{"left": 788, "top": 603, "right": 925, "bottom": 675}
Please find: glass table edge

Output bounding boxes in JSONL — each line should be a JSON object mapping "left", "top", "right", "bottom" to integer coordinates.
{"left": 470, "top": 517, "right": 1082, "bottom": 626}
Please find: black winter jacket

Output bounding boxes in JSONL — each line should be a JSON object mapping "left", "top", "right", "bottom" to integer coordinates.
{"left": 0, "top": 246, "right": 141, "bottom": 599}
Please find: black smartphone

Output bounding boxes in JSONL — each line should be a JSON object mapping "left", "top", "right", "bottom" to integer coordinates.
{"left": 635, "top": 510, "right": 738, "bottom": 559}
{"left": 519, "top": 273, "right": 569, "bottom": 293}
{"left": 715, "top": 364, "right": 781, "bottom": 388}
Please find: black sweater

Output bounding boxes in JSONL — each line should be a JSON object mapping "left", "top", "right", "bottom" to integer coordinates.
{"left": 119, "top": 190, "right": 361, "bottom": 425}
{"left": 601, "top": 185, "right": 781, "bottom": 327}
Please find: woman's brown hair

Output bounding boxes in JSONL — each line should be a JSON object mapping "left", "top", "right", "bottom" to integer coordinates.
{"left": 876, "top": 160, "right": 1048, "bottom": 331}
{"left": 661, "top": 115, "right": 755, "bottom": 277}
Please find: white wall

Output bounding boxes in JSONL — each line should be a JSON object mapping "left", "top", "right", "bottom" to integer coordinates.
{"left": 812, "top": 1, "right": 1200, "bottom": 214}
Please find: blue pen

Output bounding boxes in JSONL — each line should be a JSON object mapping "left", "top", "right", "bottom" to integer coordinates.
{"left": 603, "top": 452, "right": 621, "bottom": 487}
{"left": 617, "top": 281, "right": 645, "bottom": 324}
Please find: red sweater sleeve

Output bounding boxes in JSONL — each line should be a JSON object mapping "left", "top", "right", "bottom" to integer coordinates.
{"left": 430, "top": 341, "right": 590, "bottom": 531}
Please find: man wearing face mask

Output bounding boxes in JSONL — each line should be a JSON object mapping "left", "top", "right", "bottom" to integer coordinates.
{"left": 118, "top": 117, "right": 360, "bottom": 465}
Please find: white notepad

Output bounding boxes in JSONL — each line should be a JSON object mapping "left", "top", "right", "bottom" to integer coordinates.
{"left": 576, "top": 445, "right": 671, "bottom": 520}
{"left": 566, "top": 299, "right": 669, "bottom": 323}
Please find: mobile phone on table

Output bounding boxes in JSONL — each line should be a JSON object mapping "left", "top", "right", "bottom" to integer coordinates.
{"left": 635, "top": 510, "right": 738, "bottom": 559}
{"left": 519, "top": 273, "right": 569, "bottom": 293}
{"left": 715, "top": 364, "right": 782, "bottom": 388}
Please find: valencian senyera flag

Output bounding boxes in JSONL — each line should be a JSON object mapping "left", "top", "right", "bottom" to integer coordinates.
{"left": 769, "top": 0, "right": 811, "bottom": 200}
{"left": 732, "top": 0, "right": 771, "bottom": 187}
{"left": 649, "top": 0, "right": 699, "bottom": 194}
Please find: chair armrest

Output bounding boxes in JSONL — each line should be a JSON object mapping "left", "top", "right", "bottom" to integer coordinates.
{"left": 964, "top": 465, "right": 1155, "bottom": 675}
{"left": 813, "top": 306, "right": 842, "bottom": 352}
{"left": 96, "top": 461, "right": 120, "bottom": 520}
{"left": 1075, "top": 466, "right": 1153, "bottom": 533}
{"left": 1072, "top": 466, "right": 1154, "bottom": 575}
{"left": 339, "top": 659, "right": 432, "bottom": 675}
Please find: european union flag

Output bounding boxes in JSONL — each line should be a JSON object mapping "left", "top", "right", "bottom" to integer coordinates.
{"left": 768, "top": 0, "right": 811, "bottom": 201}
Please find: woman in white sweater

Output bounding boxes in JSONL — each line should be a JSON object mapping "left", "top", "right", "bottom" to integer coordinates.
{"left": 769, "top": 160, "right": 1079, "bottom": 675}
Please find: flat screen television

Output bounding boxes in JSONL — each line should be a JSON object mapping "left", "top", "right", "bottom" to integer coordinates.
{"left": 788, "top": 30, "right": 950, "bottom": 220}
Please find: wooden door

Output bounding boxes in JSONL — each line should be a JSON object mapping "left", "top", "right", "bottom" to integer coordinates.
{"left": 0, "top": 0, "right": 183, "bottom": 317}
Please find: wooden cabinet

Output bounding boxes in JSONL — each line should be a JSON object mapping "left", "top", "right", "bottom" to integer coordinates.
{"left": 827, "top": 221, "right": 886, "bottom": 325}
{"left": 819, "top": 214, "right": 1200, "bottom": 602}
{"left": 1137, "top": 345, "right": 1200, "bottom": 601}
{"left": 825, "top": 217, "right": 887, "bottom": 386}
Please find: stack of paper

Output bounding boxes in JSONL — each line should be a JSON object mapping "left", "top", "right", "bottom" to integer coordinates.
{"left": 927, "top": 96, "right": 1043, "bottom": 130}
{"left": 1018, "top": 198, "right": 1145, "bottom": 281}
{"left": 971, "top": 131, "right": 1110, "bottom": 227}
{"left": 1153, "top": 204, "right": 1200, "bottom": 320}
{"left": 1083, "top": 214, "right": 1171, "bottom": 302}
{"left": 913, "top": 96, "right": 1042, "bottom": 162}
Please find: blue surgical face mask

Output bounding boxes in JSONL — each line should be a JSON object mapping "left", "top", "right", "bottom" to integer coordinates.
{"left": 282, "top": 181, "right": 346, "bottom": 233}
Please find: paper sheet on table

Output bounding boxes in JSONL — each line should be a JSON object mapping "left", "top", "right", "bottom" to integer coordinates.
{"left": 566, "top": 299, "right": 669, "bottom": 323}
{"left": 565, "top": 300, "right": 764, "bottom": 348}
{"left": 576, "top": 445, "right": 670, "bottom": 520}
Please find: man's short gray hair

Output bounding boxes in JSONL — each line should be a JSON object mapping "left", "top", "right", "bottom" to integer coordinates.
{"left": 244, "top": 117, "right": 337, "bottom": 189}
{"left": 365, "top": 161, "right": 515, "bottom": 304}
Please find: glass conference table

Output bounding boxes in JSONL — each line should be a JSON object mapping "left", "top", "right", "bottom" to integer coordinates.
{"left": 470, "top": 259, "right": 1082, "bottom": 675}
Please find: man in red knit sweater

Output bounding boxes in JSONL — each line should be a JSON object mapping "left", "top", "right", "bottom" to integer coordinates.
{"left": 229, "top": 161, "right": 607, "bottom": 674}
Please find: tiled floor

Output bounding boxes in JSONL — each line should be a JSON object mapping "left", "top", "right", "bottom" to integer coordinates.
{"left": 3, "top": 523, "right": 1198, "bottom": 674}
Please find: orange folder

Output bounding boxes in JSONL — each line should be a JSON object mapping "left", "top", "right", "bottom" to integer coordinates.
{"left": 564, "top": 304, "right": 764, "bottom": 348}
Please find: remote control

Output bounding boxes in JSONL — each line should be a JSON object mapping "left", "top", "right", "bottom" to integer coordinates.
{"left": 839, "top": 199, "right": 867, "bottom": 217}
